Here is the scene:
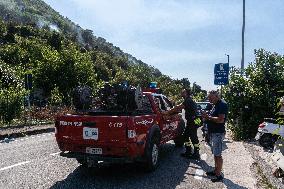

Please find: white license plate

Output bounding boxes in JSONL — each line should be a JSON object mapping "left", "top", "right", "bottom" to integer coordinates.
{"left": 86, "top": 147, "right": 102, "bottom": 155}
{"left": 83, "top": 127, "right": 98, "bottom": 140}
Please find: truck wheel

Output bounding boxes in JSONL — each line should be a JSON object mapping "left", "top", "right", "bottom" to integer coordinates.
{"left": 144, "top": 134, "right": 160, "bottom": 172}
{"left": 174, "top": 120, "right": 185, "bottom": 147}
{"left": 259, "top": 133, "right": 277, "bottom": 149}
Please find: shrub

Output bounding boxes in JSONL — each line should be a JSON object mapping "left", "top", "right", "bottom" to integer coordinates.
{"left": 0, "top": 88, "right": 25, "bottom": 125}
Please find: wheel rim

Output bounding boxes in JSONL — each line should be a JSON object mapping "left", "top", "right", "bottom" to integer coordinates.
{"left": 152, "top": 144, "right": 158, "bottom": 165}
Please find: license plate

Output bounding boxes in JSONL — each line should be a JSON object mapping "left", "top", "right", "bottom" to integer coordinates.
{"left": 86, "top": 147, "right": 102, "bottom": 155}
{"left": 83, "top": 127, "right": 98, "bottom": 140}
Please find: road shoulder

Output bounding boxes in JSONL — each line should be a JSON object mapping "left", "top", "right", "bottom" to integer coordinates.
{"left": 0, "top": 124, "right": 54, "bottom": 141}
{"left": 222, "top": 135, "right": 257, "bottom": 189}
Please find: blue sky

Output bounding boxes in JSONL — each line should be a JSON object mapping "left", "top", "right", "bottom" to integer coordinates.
{"left": 43, "top": 0, "right": 284, "bottom": 90}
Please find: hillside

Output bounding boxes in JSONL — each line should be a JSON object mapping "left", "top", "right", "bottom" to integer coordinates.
{"left": 0, "top": 0, "right": 155, "bottom": 68}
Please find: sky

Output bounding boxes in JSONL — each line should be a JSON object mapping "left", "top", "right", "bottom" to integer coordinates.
{"left": 43, "top": 0, "right": 284, "bottom": 91}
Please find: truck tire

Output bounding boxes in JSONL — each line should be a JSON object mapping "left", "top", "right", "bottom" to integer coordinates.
{"left": 259, "top": 133, "right": 277, "bottom": 149}
{"left": 174, "top": 120, "right": 185, "bottom": 147}
{"left": 144, "top": 131, "right": 160, "bottom": 172}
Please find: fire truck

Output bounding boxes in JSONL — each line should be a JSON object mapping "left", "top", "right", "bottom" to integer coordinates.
{"left": 55, "top": 82, "right": 185, "bottom": 171}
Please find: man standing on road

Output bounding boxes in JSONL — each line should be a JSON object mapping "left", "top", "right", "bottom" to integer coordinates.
{"left": 162, "top": 89, "right": 201, "bottom": 159}
{"left": 202, "top": 90, "right": 228, "bottom": 182}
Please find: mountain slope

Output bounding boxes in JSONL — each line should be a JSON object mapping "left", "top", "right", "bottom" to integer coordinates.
{"left": 0, "top": 0, "right": 158, "bottom": 70}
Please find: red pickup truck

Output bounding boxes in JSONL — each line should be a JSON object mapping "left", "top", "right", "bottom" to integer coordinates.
{"left": 55, "top": 87, "right": 185, "bottom": 171}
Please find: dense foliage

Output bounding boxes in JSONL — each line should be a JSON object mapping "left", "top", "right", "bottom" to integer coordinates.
{"left": 223, "top": 49, "right": 284, "bottom": 140}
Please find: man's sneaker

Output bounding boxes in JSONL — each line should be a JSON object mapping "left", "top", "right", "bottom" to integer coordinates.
{"left": 206, "top": 171, "right": 216, "bottom": 176}
{"left": 211, "top": 175, "right": 223, "bottom": 182}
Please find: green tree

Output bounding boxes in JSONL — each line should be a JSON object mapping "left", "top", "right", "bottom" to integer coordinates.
{"left": 223, "top": 49, "right": 284, "bottom": 140}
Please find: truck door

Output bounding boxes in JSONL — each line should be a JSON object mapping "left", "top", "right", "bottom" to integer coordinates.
{"left": 154, "top": 95, "right": 178, "bottom": 142}
{"left": 162, "top": 96, "right": 179, "bottom": 138}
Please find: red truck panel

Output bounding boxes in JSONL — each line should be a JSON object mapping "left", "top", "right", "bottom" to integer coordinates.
{"left": 55, "top": 92, "right": 183, "bottom": 163}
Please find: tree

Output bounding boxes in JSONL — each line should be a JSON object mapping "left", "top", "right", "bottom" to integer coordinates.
{"left": 223, "top": 49, "right": 284, "bottom": 140}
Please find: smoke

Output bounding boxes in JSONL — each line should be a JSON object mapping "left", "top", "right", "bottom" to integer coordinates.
{"left": 37, "top": 18, "right": 60, "bottom": 32}
{"left": 16, "top": 0, "right": 25, "bottom": 12}
{"left": 37, "top": 18, "right": 48, "bottom": 28}
{"left": 49, "top": 24, "right": 59, "bottom": 32}
{"left": 0, "top": 0, "right": 17, "bottom": 11}
{"left": 70, "top": 24, "right": 84, "bottom": 45}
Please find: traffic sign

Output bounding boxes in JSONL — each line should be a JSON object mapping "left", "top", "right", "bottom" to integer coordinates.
{"left": 214, "top": 63, "right": 229, "bottom": 85}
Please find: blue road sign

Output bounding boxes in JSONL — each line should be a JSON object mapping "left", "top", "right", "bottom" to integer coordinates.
{"left": 214, "top": 63, "right": 229, "bottom": 85}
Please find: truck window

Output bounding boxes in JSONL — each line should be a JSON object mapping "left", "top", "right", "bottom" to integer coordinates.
{"left": 140, "top": 95, "right": 153, "bottom": 113}
{"left": 163, "top": 96, "right": 173, "bottom": 109}
{"left": 154, "top": 97, "right": 162, "bottom": 111}
{"left": 154, "top": 96, "right": 167, "bottom": 111}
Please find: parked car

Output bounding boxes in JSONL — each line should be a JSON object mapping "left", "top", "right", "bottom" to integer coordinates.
{"left": 255, "top": 118, "right": 284, "bottom": 149}
{"left": 258, "top": 97, "right": 284, "bottom": 178}
{"left": 55, "top": 84, "right": 185, "bottom": 172}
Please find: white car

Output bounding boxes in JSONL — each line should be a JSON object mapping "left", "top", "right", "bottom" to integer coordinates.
{"left": 255, "top": 118, "right": 284, "bottom": 148}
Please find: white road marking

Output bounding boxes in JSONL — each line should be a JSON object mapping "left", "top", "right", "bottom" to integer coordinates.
{"left": 50, "top": 152, "right": 61, "bottom": 156}
{"left": 0, "top": 161, "right": 31, "bottom": 171}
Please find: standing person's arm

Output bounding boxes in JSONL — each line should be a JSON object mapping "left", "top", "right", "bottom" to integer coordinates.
{"left": 202, "top": 113, "right": 225, "bottom": 123}
{"left": 162, "top": 103, "right": 184, "bottom": 115}
{"left": 202, "top": 103, "right": 228, "bottom": 123}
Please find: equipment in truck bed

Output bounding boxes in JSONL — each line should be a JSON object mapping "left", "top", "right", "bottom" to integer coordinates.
{"left": 72, "top": 82, "right": 144, "bottom": 112}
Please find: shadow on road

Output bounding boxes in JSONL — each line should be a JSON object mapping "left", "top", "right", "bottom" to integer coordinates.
{"left": 50, "top": 143, "right": 190, "bottom": 189}
{"left": 223, "top": 178, "right": 250, "bottom": 189}
{"left": 186, "top": 159, "right": 249, "bottom": 189}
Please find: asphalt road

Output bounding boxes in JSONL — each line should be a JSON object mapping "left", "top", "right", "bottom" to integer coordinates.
{"left": 0, "top": 131, "right": 228, "bottom": 189}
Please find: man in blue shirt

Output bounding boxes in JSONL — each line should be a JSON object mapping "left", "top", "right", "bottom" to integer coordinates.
{"left": 202, "top": 90, "right": 228, "bottom": 182}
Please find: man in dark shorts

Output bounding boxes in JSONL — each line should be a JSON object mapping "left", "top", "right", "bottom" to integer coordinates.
{"left": 162, "top": 89, "right": 201, "bottom": 159}
{"left": 202, "top": 90, "right": 228, "bottom": 182}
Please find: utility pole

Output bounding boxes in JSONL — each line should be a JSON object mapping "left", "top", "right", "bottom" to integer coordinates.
{"left": 241, "top": 0, "right": 245, "bottom": 75}
{"left": 220, "top": 55, "right": 229, "bottom": 98}
{"left": 227, "top": 54, "right": 230, "bottom": 65}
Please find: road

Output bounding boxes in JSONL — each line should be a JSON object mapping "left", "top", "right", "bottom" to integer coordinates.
{"left": 0, "top": 131, "right": 253, "bottom": 189}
